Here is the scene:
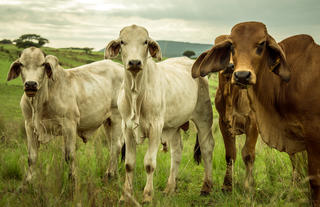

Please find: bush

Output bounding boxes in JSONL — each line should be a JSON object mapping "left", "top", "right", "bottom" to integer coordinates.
{"left": 182, "top": 50, "right": 196, "bottom": 58}
{"left": 0, "top": 39, "right": 12, "bottom": 44}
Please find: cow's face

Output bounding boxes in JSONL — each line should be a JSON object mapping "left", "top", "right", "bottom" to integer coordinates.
{"left": 105, "top": 25, "right": 162, "bottom": 74}
{"left": 7, "top": 47, "right": 54, "bottom": 97}
{"left": 192, "top": 22, "right": 290, "bottom": 87}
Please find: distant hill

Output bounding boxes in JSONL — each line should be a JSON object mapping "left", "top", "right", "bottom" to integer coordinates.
{"left": 157, "top": 40, "right": 212, "bottom": 58}
{"left": 100, "top": 40, "right": 212, "bottom": 58}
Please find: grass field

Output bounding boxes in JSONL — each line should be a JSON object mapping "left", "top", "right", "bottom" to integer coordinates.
{"left": 0, "top": 44, "right": 310, "bottom": 206}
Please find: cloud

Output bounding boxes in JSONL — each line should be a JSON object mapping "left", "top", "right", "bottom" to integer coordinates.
{"left": 0, "top": 0, "right": 319, "bottom": 50}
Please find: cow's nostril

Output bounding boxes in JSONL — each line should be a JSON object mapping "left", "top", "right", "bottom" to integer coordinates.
{"left": 25, "top": 81, "right": 38, "bottom": 88}
{"left": 128, "top": 60, "right": 142, "bottom": 67}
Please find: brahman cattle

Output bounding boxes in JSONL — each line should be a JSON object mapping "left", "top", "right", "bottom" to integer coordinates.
{"left": 192, "top": 21, "right": 320, "bottom": 206}
{"left": 193, "top": 35, "right": 258, "bottom": 191}
{"left": 7, "top": 47, "right": 124, "bottom": 191}
{"left": 105, "top": 25, "right": 214, "bottom": 203}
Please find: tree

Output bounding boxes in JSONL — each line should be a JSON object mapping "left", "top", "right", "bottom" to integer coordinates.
{"left": 14, "top": 34, "right": 49, "bottom": 48}
{"left": 0, "top": 39, "right": 12, "bottom": 44}
{"left": 182, "top": 50, "right": 196, "bottom": 58}
{"left": 83, "top": 47, "right": 94, "bottom": 54}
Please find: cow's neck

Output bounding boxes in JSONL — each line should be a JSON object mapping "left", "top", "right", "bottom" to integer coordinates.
{"left": 28, "top": 78, "right": 50, "bottom": 114}
{"left": 253, "top": 60, "right": 287, "bottom": 110}
{"left": 27, "top": 67, "right": 65, "bottom": 139}
{"left": 123, "top": 63, "right": 149, "bottom": 140}
{"left": 247, "top": 61, "right": 304, "bottom": 153}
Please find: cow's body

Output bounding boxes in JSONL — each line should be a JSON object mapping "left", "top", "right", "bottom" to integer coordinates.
{"left": 105, "top": 25, "right": 214, "bottom": 203}
{"left": 191, "top": 21, "right": 320, "bottom": 206}
{"left": 215, "top": 71, "right": 258, "bottom": 191}
{"left": 7, "top": 48, "right": 124, "bottom": 191}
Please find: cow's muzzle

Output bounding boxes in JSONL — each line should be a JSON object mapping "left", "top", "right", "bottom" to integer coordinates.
{"left": 24, "top": 81, "right": 38, "bottom": 97}
{"left": 233, "top": 71, "right": 252, "bottom": 87}
{"left": 128, "top": 60, "right": 142, "bottom": 74}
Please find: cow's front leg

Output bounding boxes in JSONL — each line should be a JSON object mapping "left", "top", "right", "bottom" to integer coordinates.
{"left": 242, "top": 119, "right": 258, "bottom": 191}
{"left": 120, "top": 122, "right": 136, "bottom": 203}
{"left": 25, "top": 120, "right": 39, "bottom": 183}
{"left": 63, "top": 121, "right": 77, "bottom": 196}
{"left": 143, "top": 122, "right": 162, "bottom": 203}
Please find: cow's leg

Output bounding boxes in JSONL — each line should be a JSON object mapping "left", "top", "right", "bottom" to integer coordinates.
{"left": 192, "top": 114, "right": 214, "bottom": 195}
{"left": 191, "top": 77, "right": 214, "bottom": 195}
{"left": 63, "top": 121, "right": 78, "bottom": 196}
{"left": 306, "top": 142, "right": 320, "bottom": 206}
{"left": 219, "top": 117, "right": 236, "bottom": 192}
{"left": 25, "top": 121, "right": 39, "bottom": 183}
{"left": 143, "top": 122, "right": 162, "bottom": 203}
{"left": 164, "top": 129, "right": 182, "bottom": 194}
{"left": 104, "top": 109, "right": 124, "bottom": 179}
{"left": 242, "top": 119, "right": 258, "bottom": 190}
{"left": 119, "top": 122, "right": 136, "bottom": 203}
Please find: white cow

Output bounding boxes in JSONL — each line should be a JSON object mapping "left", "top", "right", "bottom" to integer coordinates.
{"left": 7, "top": 47, "right": 124, "bottom": 190}
{"left": 105, "top": 25, "right": 214, "bottom": 203}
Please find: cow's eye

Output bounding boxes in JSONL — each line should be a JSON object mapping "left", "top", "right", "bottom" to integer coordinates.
{"left": 256, "top": 41, "right": 266, "bottom": 55}
{"left": 144, "top": 40, "right": 148, "bottom": 45}
{"left": 120, "top": 40, "right": 124, "bottom": 45}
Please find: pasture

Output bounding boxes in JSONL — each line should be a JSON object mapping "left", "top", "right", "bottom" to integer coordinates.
{"left": 0, "top": 43, "right": 310, "bottom": 206}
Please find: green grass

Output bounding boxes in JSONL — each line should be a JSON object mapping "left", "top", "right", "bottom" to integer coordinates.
{"left": 0, "top": 44, "right": 310, "bottom": 206}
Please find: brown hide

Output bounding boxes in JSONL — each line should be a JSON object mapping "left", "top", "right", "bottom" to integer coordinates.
{"left": 215, "top": 72, "right": 255, "bottom": 137}
{"left": 211, "top": 21, "right": 320, "bottom": 205}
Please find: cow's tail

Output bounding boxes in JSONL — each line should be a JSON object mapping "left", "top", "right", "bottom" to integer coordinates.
{"left": 193, "top": 133, "right": 201, "bottom": 165}
{"left": 121, "top": 143, "right": 126, "bottom": 162}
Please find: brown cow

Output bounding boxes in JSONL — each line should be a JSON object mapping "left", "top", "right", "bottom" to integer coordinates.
{"left": 193, "top": 21, "right": 320, "bottom": 206}
{"left": 195, "top": 35, "right": 259, "bottom": 191}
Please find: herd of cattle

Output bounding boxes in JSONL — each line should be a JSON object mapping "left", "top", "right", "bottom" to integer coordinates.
{"left": 6, "top": 21, "right": 320, "bottom": 205}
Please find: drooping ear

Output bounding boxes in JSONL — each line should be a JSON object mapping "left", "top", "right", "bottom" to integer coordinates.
{"left": 44, "top": 55, "right": 59, "bottom": 80}
{"left": 7, "top": 59, "right": 22, "bottom": 81}
{"left": 104, "top": 39, "right": 121, "bottom": 59}
{"left": 191, "top": 50, "right": 208, "bottom": 78}
{"left": 198, "top": 39, "right": 232, "bottom": 77}
{"left": 266, "top": 35, "right": 290, "bottom": 82}
{"left": 148, "top": 38, "right": 162, "bottom": 61}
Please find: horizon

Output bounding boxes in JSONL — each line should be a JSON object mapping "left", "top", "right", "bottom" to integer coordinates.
{"left": 0, "top": 0, "right": 319, "bottom": 50}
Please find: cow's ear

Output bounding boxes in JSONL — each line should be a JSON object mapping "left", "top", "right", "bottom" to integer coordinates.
{"left": 148, "top": 38, "right": 162, "bottom": 61}
{"left": 104, "top": 39, "right": 121, "bottom": 59}
{"left": 266, "top": 35, "right": 290, "bottom": 82}
{"left": 44, "top": 55, "right": 59, "bottom": 80}
{"left": 7, "top": 59, "right": 21, "bottom": 81}
{"left": 192, "top": 51, "right": 208, "bottom": 78}
{"left": 198, "top": 39, "right": 232, "bottom": 77}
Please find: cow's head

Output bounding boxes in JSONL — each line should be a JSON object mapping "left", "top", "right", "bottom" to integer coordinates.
{"left": 105, "top": 24, "right": 162, "bottom": 74}
{"left": 192, "top": 22, "right": 290, "bottom": 87}
{"left": 7, "top": 47, "right": 55, "bottom": 97}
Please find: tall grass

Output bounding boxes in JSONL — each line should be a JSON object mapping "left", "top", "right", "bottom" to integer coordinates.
{"left": 0, "top": 116, "right": 310, "bottom": 206}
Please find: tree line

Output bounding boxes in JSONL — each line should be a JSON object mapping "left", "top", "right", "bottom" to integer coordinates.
{"left": 1, "top": 34, "right": 196, "bottom": 57}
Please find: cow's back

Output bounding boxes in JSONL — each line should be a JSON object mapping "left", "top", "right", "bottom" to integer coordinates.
{"left": 65, "top": 60, "right": 123, "bottom": 130}
{"left": 154, "top": 57, "right": 199, "bottom": 128}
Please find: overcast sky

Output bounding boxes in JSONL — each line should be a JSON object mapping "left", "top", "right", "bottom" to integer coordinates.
{"left": 0, "top": 0, "right": 319, "bottom": 50}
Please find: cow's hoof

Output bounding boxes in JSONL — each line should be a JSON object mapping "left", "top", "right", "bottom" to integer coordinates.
{"left": 119, "top": 195, "right": 126, "bottom": 205}
{"left": 104, "top": 171, "right": 116, "bottom": 182}
{"left": 164, "top": 185, "right": 176, "bottom": 195}
{"left": 221, "top": 185, "right": 232, "bottom": 192}
{"left": 142, "top": 192, "right": 153, "bottom": 204}
{"left": 200, "top": 180, "right": 212, "bottom": 196}
{"left": 244, "top": 179, "right": 254, "bottom": 192}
